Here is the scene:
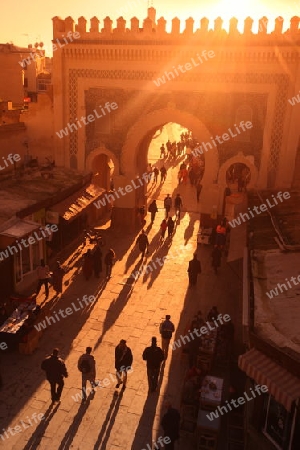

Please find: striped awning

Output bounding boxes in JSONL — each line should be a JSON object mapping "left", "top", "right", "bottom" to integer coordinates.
{"left": 238, "top": 348, "right": 300, "bottom": 412}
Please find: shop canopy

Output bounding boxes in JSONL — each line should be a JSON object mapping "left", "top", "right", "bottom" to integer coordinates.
{"left": 0, "top": 217, "right": 40, "bottom": 238}
{"left": 238, "top": 348, "right": 300, "bottom": 412}
{"left": 51, "top": 184, "right": 105, "bottom": 222}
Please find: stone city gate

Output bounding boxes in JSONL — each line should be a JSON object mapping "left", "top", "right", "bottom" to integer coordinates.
{"left": 52, "top": 8, "right": 300, "bottom": 228}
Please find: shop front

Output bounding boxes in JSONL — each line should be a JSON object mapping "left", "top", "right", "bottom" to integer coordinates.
{"left": 47, "top": 184, "right": 108, "bottom": 250}
{"left": 0, "top": 218, "right": 49, "bottom": 293}
{"left": 238, "top": 348, "right": 300, "bottom": 450}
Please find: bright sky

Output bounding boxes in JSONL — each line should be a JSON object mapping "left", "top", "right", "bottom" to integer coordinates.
{"left": 1, "top": 0, "right": 298, "bottom": 53}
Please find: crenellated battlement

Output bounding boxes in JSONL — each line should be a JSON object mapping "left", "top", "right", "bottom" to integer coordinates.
{"left": 52, "top": 9, "right": 300, "bottom": 42}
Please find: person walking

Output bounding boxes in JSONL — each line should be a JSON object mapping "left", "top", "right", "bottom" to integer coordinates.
{"left": 207, "top": 306, "right": 220, "bottom": 322}
{"left": 104, "top": 248, "right": 116, "bottom": 279}
{"left": 36, "top": 259, "right": 51, "bottom": 298}
{"left": 93, "top": 243, "right": 103, "bottom": 278}
{"left": 153, "top": 167, "right": 159, "bottom": 183}
{"left": 138, "top": 205, "right": 146, "bottom": 228}
{"left": 161, "top": 401, "right": 181, "bottom": 450}
{"left": 160, "top": 219, "right": 167, "bottom": 240}
{"left": 41, "top": 348, "right": 68, "bottom": 402}
{"left": 177, "top": 169, "right": 182, "bottom": 185}
{"left": 211, "top": 245, "right": 222, "bottom": 274}
{"left": 136, "top": 230, "right": 149, "bottom": 258}
{"left": 159, "top": 315, "right": 175, "bottom": 359}
{"left": 164, "top": 194, "right": 172, "bottom": 218}
{"left": 215, "top": 218, "right": 227, "bottom": 249}
{"left": 174, "top": 193, "right": 183, "bottom": 219}
{"left": 187, "top": 253, "right": 202, "bottom": 286}
{"left": 78, "top": 347, "right": 98, "bottom": 401}
{"left": 115, "top": 339, "right": 133, "bottom": 389}
{"left": 160, "top": 144, "right": 166, "bottom": 159}
{"left": 146, "top": 163, "right": 152, "bottom": 183}
{"left": 160, "top": 165, "right": 167, "bottom": 183}
{"left": 142, "top": 337, "right": 164, "bottom": 392}
{"left": 167, "top": 217, "right": 175, "bottom": 238}
{"left": 148, "top": 200, "right": 158, "bottom": 223}
{"left": 52, "top": 261, "right": 65, "bottom": 296}
{"left": 82, "top": 249, "right": 93, "bottom": 281}
{"left": 196, "top": 180, "right": 203, "bottom": 203}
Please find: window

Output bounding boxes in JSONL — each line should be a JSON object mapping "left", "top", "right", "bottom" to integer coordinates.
{"left": 263, "top": 396, "right": 293, "bottom": 449}
{"left": 37, "top": 79, "right": 50, "bottom": 92}
{"left": 14, "top": 233, "right": 44, "bottom": 284}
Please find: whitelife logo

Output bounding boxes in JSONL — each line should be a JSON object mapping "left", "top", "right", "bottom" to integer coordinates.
{"left": 0, "top": 153, "right": 20, "bottom": 171}
{"left": 153, "top": 50, "right": 215, "bottom": 87}
{"left": 56, "top": 102, "right": 118, "bottom": 139}
{"left": 0, "top": 224, "right": 58, "bottom": 262}
{"left": 34, "top": 295, "right": 96, "bottom": 331}
{"left": 192, "top": 121, "right": 253, "bottom": 157}
{"left": 206, "top": 385, "right": 268, "bottom": 421}
{"left": 288, "top": 90, "right": 300, "bottom": 106}
{"left": 18, "top": 31, "right": 81, "bottom": 68}
{"left": 171, "top": 314, "right": 231, "bottom": 351}
{"left": 128, "top": 244, "right": 193, "bottom": 282}
{"left": 0, "top": 412, "right": 45, "bottom": 442}
{"left": 71, "top": 366, "right": 133, "bottom": 402}
{"left": 228, "top": 191, "right": 291, "bottom": 228}
{"left": 266, "top": 274, "right": 300, "bottom": 299}
{"left": 93, "top": 172, "right": 152, "bottom": 209}
{"left": 141, "top": 435, "right": 171, "bottom": 450}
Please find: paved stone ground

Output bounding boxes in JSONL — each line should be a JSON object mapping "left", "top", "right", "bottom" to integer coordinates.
{"left": 0, "top": 126, "right": 243, "bottom": 450}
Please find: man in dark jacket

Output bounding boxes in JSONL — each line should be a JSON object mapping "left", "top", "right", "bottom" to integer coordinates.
{"left": 187, "top": 253, "right": 202, "bottom": 286}
{"left": 161, "top": 401, "right": 180, "bottom": 450}
{"left": 142, "top": 337, "right": 164, "bottom": 392}
{"left": 148, "top": 200, "right": 158, "bottom": 223}
{"left": 159, "top": 315, "right": 175, "bottom": 359}
{"left": 78, "top": 347, "right": 98, "bottom": 400}
{"left": 136, "top": 230, "right": 149, "bottom": 258}
{"left": 160, "top": 165, "right": 167, "bottom": 183}
{"left": 41, "top": 348, "right": 68, "bottom": 402}
{"left": 115, "top": 339, "right": 133, "bottom": 389}
{"left": 196, "top": 180, "right": 203, "bottom": 203}
{"left": 174, "top": 193, "right": 183, "bottom": 219}
{"left": 104, "top": 248, "right": 116, "bottom": 279}
{"left": 167, "top": 217, "right": 175, "bottom": 238}
{"left": 164, "top": 194, "right": 172, "bottom": 218}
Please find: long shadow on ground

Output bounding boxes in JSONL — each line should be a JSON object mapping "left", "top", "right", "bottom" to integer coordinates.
{"left": 58, "top": 392, "right": 95, "bottom": 450}
{"left": 23, "top": 403, "right": 60, "bottom": 450}
{"left": 93, "top": 389, "right": 124, "bottom": 450}
{"left": 131, "top": 362, "right": 166, "bottom": 450}
{"left": 93, "top": 258, "right": 144, "bottom": 350}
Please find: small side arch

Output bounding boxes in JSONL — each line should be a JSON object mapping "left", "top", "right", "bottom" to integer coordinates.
{"left": 218, "top": 152, "right": 259, "bottom": 189}
{"left": 86, "top": 144, "right": 120, "bottom": 175}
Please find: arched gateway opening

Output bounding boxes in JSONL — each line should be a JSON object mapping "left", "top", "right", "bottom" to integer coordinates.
{"left": 111, "top": 107, "right": 220, "bottom": 230}
{"left": 86, "top": 145, "right": 119, "bottom": 190}
{"left": 120, "top": 107, "right": 218, "bottom": 182}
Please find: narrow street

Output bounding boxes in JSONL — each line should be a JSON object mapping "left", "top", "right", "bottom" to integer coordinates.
{"left": 1, "top": 125, "right": 243, "bottom": 450}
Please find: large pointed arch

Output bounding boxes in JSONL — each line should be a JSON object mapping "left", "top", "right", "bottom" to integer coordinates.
{"left": 120, "top": 106, "right": 219, "bottom": 187}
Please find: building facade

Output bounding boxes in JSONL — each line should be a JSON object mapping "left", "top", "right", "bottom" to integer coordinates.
{"left": 52, "top": 9, "right": 300, "bottom": 227}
